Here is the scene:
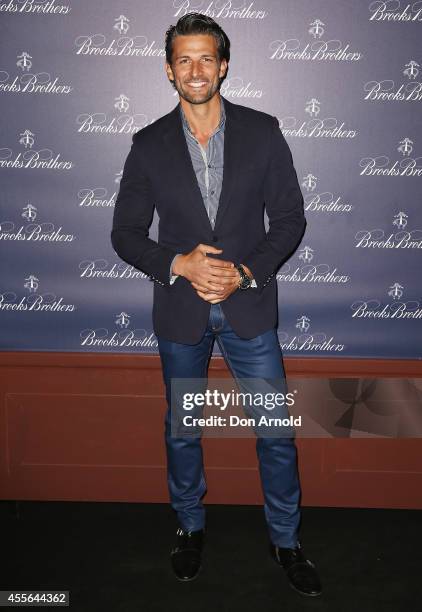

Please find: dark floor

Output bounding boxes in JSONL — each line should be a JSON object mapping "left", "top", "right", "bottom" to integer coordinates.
{"left": 2, "top": 501, "right": 419, "bottom": 611}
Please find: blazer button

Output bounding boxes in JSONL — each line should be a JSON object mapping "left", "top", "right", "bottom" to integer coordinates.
{"left": 212, "top": 235, "right": 218, "bottom": 242}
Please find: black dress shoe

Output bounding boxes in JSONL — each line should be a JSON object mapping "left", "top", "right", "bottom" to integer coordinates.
{"left": 270, "top": 541, "right": 322, "bottom": 597}
{"left": 171, "top": 527, "right": 204, "bottom": 581}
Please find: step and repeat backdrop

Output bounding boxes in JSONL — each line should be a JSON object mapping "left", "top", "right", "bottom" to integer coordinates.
{"left": 0, "top": 0, "right": 421, "bottom": 358}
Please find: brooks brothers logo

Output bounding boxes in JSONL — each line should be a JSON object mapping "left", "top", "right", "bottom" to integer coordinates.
{"left": 74, "top": 15, "right": 164, "bottom": 57}
{"left": 302, "top": 173, "right": 353, "bottom": 214}
{"left": 269, "top": 18, "right": 362, "bottom": 62}
{"left": 76, "top": 94, "right": 153, "bottom": 135}
{"left": 359, "top": 137, "right": 422, "bottom": 177}
{"left": 351, "top": 283, "right": 422, "bottom": 319}
{"left": 278, "top": 315, "right": 345, "bottom": 353}
{"left": 79, "top": 259, "right": 148, "bottom": 280}
{"left": 355, "top": 212, "right": 422, "bottom": 249}
{"left": 0, "top": 129, "right": 73, "bottom": 170}
{"left": 279, "top": 98, "right": 357, "bottom": 139}
{"left": 369, "top": 1, "right": 422, "bottom": 21}
{"left": 364, "top": 60, "right": 422, "bottom": 102}
{"left": 80, "top": 313, "right": 158, "bottom": 348}
{"left": 0, "top": 51, "right": 73, "bottom": 94}
{"left": 0, "top": 275, "right": 75, "bottom": 312}
{"left": 0, "top": 204, "right": 75, "bottom": 242}
{"left": 218, "top": 76, "right": 263, "bottom": 98}
{"left": 173, "top": 0, "right": 267, "bottom": 19}
{"left": 0, "top": 0, "right": 70, "bottom": 14}
{"left": 277, "top": 246, "right": 350, "bottom": 284}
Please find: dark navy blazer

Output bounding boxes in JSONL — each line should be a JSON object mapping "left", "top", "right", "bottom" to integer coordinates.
{"left": 111, "top": 96, "right": 306, "bottom": 344}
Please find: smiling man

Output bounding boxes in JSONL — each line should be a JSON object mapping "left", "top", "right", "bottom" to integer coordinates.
{"left": 111, "top": 13, "right": 321, "bottom": 597}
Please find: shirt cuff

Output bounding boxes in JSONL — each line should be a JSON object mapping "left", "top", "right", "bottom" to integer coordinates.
{"left": 169, "top": 253, "right": 181, "bottom": 285}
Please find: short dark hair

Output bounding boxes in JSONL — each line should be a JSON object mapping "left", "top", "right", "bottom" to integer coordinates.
{"left": 165, "top": 12, "right": 231, "bottom": 65}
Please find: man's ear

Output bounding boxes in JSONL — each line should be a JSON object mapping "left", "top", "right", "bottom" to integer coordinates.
{"left": 165, "top": 62, "right": 174, "bottom": 83}
{"left": 219, "top": 59, "right": 228, "bottom": 79}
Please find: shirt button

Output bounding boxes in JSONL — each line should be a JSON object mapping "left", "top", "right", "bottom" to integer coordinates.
{"left": 211, "top": 190, "right": 215, "bottom": 195}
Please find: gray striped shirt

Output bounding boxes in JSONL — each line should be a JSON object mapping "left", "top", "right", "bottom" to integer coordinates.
{"left": 180, "top": 96, "right": 226, "bottom": 230}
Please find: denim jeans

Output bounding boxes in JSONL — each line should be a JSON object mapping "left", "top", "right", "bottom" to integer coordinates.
{"left": 157, "top": 303, "right": 301, "bottom": 548}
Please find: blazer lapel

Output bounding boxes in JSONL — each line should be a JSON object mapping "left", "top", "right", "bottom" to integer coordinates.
{"left": 162, "top": 104, "right": 212, "bottom": 235}
{"left": 214, "top": 97, "right": 242, "bottom": 232}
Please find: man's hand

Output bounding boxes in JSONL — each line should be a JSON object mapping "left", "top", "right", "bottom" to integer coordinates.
{"left": 193, "top": 262, "right": 254, "bottom": 305}
{"left": 173, "top": 243, "right": 238, "bottom": 295}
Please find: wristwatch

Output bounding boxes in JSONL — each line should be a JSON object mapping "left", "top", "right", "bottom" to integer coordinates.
{"left": 235, "top": 264, "right": 252, "bottom": 290}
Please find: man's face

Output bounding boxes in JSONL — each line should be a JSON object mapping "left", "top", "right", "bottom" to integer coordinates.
{"left": 165, "top": 34, "right": 228, "bottom": 105}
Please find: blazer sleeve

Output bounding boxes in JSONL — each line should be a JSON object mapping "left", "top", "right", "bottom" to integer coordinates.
{"left": 110, "top": 133, "right": 178, "bottom": 287}
{"left": 242, "top": 116, "right": 306, "bottom": 293}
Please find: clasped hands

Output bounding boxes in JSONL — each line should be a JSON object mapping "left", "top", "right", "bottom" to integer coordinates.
{"left": 172, "top": 243, "right": 253, "bottom": 304}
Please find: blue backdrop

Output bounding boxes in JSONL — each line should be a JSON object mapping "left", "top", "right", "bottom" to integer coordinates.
{"left": 1, "top": 0, "right": 421, "bottom": 358}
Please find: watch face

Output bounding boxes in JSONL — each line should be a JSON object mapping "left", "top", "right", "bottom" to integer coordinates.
{"left": 236, "top": 265, "right": 251, "bottom": 290}
{"left": 240, "top": 275, "right": 252, "bottom": 290}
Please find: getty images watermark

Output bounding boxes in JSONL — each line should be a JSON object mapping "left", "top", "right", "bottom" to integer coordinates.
{"left": 169, "top": 377, "right": 422, "bottom": 439}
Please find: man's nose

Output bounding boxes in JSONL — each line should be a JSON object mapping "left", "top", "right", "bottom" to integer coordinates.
{"left": 190, "top": 62, "right": 203, "bottom": 78}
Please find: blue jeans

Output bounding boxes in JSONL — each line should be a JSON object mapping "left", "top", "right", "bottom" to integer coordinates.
{"left": 157, "top": 303, "right": 301, "bottom": 548}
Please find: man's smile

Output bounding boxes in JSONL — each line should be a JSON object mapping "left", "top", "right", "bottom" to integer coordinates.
{"left": 186, "top": 81, "right": 208, "bottom": 89}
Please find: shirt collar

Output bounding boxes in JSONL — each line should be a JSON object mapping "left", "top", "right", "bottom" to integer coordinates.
{"left": 180, "top": 95, "right": 226, "bottom": 137}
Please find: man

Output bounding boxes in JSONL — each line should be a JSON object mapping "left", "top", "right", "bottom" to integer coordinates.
{"left": 111, "top": 13, "right": 321, "bottom": 597}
